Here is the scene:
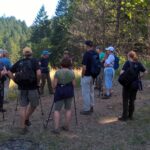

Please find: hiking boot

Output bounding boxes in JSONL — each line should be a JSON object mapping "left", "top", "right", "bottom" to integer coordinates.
{"left": 0, "top": 108, "right": 6, "bottom": 112}
{"left": 25, "top": 120, "right": 31, "bottom": 126}
{"left": 18, "top": 127, "right": 28, "bottom": 135}
{"left": 80, "top": 110, "right": 91, "bottom": 115}
{"left": 61, "top": 126, "right": 69, "bottom": 131}
{"left": 90, "top": 106, "right": 94, "bottom": 113}
{"left": 51, "top": 129, "right": 60, "bottom": 135}
{"left": 128, "top": 116, "right": 134, "bottom": 120}
{"left": 3, "top": 100, "right": 9, "bottom": 104}
{"left": 102, "top": 94, "right": 111, "bottom": 99}
{"left": 118, "top": 117, "right": 128, "bottom": 121}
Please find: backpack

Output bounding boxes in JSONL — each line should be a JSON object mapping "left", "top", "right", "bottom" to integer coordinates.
{"left": 54, "top": 82, "right": 74, "bottom": 102}
{"left": 118, "top": 62, "right": 137, "bottom": 87}
{"left": 90, "top": 51, "right": 101, "bottom": 79}
{"left": 113, "top": 55, "right": 120, "bottom": 70}
{"left": 14, "top": 58, "right": 36, "bottom": 85}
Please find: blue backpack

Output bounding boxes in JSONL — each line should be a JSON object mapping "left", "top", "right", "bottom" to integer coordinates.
{"left": 113, "top": 55, "right": 120, "bottom": 70}
{"left": 90, "top": 51, "right": 101, "bottom": 79}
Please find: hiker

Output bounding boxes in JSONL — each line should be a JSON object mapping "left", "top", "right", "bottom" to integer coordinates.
{"left": 0, "top": 49, "right": 12, "bottom": 103}
{"left": 0, "top": 61, "right": 7, "bottom": 112}
{"left": 62, "top": 50, "right": 72, "bottom": 69}
{"left": 95, "top": 46, "right": 105, "bottom": 90}
{"left": 8, "top": 47, "right": 41, "bottom": 133}
{"left": 118, "top": 51, "right": 146, "bottom": 121}
{"left": 39, "top": 50, "right": 53, "bottom": 95}
{"left": 52, "top": 58, "right": 75, "bottom": 134}
{"left": 80, "top": 40, "right": 95, "bottom": 115}
{"left": 102, "top": 46, "right": 115, "bottom": 99}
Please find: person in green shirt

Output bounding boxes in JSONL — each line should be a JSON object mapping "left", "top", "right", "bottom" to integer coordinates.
{"left": 52, "top": 58, "right": 75, "bottom": 134}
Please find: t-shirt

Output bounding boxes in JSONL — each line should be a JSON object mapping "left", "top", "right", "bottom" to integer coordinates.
{"left": 122, "top": 61, "right": 146, "bottom": 80}
{"left": 39, "top": 58, "right": 49, "bottom": 73}
{"left": 0, "top": 57, "right": 12, "bottom": 70}
{"left": 54, "top": 68, "right": 75, "bottom": 84}
{"left": 99, "top": 52, "right": 105, "bottom": 62}
{"left": 105, "top": 54, "right": 115, "bottom": 67}
{"left": 10, "top": 58, "right": 40, "bottom": 90}
{"left": 82, "top": 50, "right": 94, "bottom": 76}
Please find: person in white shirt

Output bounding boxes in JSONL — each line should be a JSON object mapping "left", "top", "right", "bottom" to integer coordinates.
{"left": 103, "top": 46, "right": 115, "bottom": 99}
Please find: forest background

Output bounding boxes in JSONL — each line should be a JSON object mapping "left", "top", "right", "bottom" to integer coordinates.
{"left": 0, "top": 0, "right": 150, "bottom": 68}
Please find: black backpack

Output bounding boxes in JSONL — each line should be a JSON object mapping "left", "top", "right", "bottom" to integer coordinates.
{"left": 15, "top": 58, "right": 36, "bottom": 85}
{"left": 118, "top": 62, "right": 137, "bottom": 87}
{"left": 90, "top": 51, "right": 101, "bottom": 79}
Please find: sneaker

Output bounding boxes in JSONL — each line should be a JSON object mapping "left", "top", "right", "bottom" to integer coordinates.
{"left": 128, "top": 116, "right": 134, "bottom": 120}
{"left": 80, "top": 110, "right": 91, "bottom": 115}
{"left": 118, "top": 117, "right": 128, "bottom": 121}
{"left": 51, "top": 129, "right": 60, "bottom": 135}
{"left": 25, "top": 120, "right": 31, "bottom": 126}
{"left": 102, "top": 95, "right": 111, "bottom": 99}
{"left": 0, "top": 108, "right": 6, "bottom": 112}
{"left": 61, "top": 126, "right": 69, "bottom": 131}
{"left": 3, "top": 100, "right": 9, "bottom": 104}
{"left": 90, "top": 106, "right": 94, "bottom": 112}
{"left": 18, "top": 127, "right": 28, "bottom": 135}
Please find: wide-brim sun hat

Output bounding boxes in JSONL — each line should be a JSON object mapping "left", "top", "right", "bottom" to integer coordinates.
{"left": 105, "top": 46, "right": 115, "bottom": 51}
{"left": 23, "top": 47, "right": 32, "bottom": 54}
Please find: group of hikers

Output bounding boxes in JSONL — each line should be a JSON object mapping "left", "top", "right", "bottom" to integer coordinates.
{"left": 0, "top": 40, "right": 147, "bottom": 135}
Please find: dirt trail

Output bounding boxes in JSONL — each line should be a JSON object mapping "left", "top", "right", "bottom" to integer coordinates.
{"left": 0, "top": 80, "right": 150, "bottom": 150}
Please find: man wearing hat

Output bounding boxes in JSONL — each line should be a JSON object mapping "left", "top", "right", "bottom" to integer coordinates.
{"left": 103, "top": 46, "right": 115, "bottom": 99}
{"left": 39, "top": 50, "right": 53, "bottom": 95}
{"left": 8, "top": 47, "right": 41, "bottom": 134}
{"left": 80, "top": 40, "right": 95, "bottom": 115}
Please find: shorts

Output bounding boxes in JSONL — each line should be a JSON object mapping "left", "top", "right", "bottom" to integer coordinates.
{"left": 54, "top": 98, "right": 73, "bottom": 111}
{"left": 19, "top": 90, "right": 39, "bottom": 108}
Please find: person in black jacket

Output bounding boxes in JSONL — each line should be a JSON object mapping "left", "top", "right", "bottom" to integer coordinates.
{"left": 8, "top": 47, "right": 41, "bottom": 134}
{"left": 118, "top": 51, "right": 147, "bottom": 121}
{"left": 0, "top": 62, "right": 7, "bottom": 112}
{"left": 39, "top": 50, "right": 53, "bottom": 95}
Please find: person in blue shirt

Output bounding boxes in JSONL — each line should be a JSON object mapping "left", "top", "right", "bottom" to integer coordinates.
{"left": 0, "top": 62, "right": 7, "bottom": 112}
{"left": 39, "top": 50, "right": 53, "bottom": 95}
{"left": 0, "top": 49, "right": 12, "bottom": 103}
{"left": 103, "top": 46, "right": 115, "bottom": 99}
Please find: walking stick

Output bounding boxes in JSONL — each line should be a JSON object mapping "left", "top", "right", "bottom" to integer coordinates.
{"left": 44, "top": 100, "right": 54, "bottom": 129}
{"left": 12, "top": 92, "right": 19, "bottom": 126}
{"left": 73, "top": 95, "right": 78, "bottom": 125}
{"left": 37, "top": 88, "right": 45, "bottom": 127}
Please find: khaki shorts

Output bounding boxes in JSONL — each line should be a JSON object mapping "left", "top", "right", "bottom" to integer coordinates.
{"left": 55, "top": 98, "right": 73, "bottom": 111}
{"left": 19, "top": 90, "right": 39, "bottom": 108}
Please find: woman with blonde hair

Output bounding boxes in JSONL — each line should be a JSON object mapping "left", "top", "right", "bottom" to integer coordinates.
{"left": 118, "top": 51, "right": 146, "bottom": 121}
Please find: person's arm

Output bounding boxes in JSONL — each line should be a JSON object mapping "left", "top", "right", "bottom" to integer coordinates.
{"left": 82, "top": 65, "right": 86, "bottom": 77}
{"left": 53, "top": 77, "right": 58, "bottom": 89}
{"left": 36, "top": 69, "right": 41, "bottom": 86}
{"left": 120, "top": 61, "right": 129, "bottom": 75}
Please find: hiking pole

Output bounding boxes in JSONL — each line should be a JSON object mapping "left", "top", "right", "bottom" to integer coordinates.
{"left": 44, "top": 100, "right": 54, "bottom": 129}
{"left": 73, "top": 95, "right": 78, "bottom": 125}
{"left": 12, "top": 92, "right": 19, "bottom": 126}
{"left": 37, "top": 88, "right": 45, "bottom": 128}
{"left": 37, "top": 88, "right": 44, "bottom": 115}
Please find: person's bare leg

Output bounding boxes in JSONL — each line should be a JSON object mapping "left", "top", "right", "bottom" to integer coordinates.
{"left": 54, "top": 111, "right": 60, "bottom": 129}
{"left": 20, "top": 106, "right": 27, "bottom": 128}
{"left": 25, "top": 105, "right": 36, "bottom": 121}
{"left": 64, "top": 110, "right": 72, "bottom": 129}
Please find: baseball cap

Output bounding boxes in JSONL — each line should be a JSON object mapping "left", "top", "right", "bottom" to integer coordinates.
{"left": 23, "top": 47, "right": 32, "bottom": 54}
{"left": 105, "top": 46, "right": 115, "bottom": 51}
{"left": 42, "top": 50, "right": 50, "bottom": 55}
